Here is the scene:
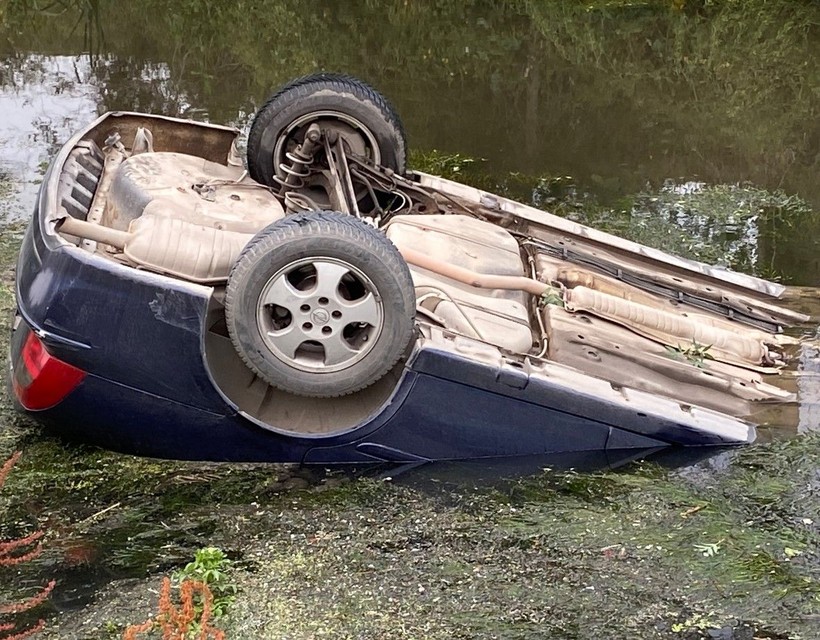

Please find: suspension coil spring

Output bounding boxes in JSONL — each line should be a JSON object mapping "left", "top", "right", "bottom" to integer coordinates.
{"left": 273, "top": 148, "right": 314, "bottom": 190}
{"left": 283, "top": 192, "right": 321, "bottom": 215}
{"left": 273, "top": 124, "right": 322, "bottom": 193}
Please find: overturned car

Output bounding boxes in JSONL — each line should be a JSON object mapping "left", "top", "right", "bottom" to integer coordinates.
{"left": 9, "top": 74, "right": 809, "bottom": 464}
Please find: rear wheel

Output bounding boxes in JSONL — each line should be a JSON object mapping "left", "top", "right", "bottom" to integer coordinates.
{"left": 247, "top": 73, "right": 407, "bottom": 188}
{"left": 225, "top": 211, "right": 415, "bottom": 397}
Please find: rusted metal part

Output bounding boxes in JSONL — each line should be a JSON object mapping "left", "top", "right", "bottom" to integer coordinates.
{"left": 520, "top": 235, "right": 804, "bottom": 333}
{"left": 536, "top": 253, "right": 796, "bottom": 348}
{"left": 525, "top": 244, "right": 550, "bottom": 358}
{"left": 59, "top": 215, "right": 128, "bottom": 249}
{"left": 346, "top": 155, "right": 440, "bottom": 217}
{"left": 564, "top": 285, "right": 775, "bottom": 370}
{"left": 544, "top": 306, "right": 793, "bottom": 416}
{"left": 58, "top": 215, "right": 254, "bottom": 284}
{"left": 325, "top": 133, "right": 361, "bottom": 218}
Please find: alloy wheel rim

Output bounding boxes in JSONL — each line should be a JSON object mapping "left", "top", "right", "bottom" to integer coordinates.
{"left": 256, "top": 257, "right": 384, "bottom": 373}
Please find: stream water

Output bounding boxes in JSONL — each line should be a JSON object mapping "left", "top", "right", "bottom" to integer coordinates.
{"left": 0, "top": 2, "right": 819, "bottom": 636}
{"left": 3, "top": 0, "right": 819, "bottom": 429}
{"left": 1, "top": 0, "right": 819, "bottom": 280}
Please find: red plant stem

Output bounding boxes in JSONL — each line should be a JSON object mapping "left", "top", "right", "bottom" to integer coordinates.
{"left": 122, "top": 620, "right": 154, "bottom": 640}
{"left": 0, "top": 530, "right": 44, "bottom": 568}
{"left": 123, "top": 579, "right": 226, "bottom": 640}
{"left": 0, "top": 581, "right": 56, "bottom": 615}
{"left": 0, "top": 530, "right": 44, "bottom": 556}
{"left": 0, "top": 452, "right": 53, "bottom": 640}
{"left": 0, "top": 619, "right": 46, "bottom": 640}
{"left": 0, "top": 452, "right": 22, "bottom": 490}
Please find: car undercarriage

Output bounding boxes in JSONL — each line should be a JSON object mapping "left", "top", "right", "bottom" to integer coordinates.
{"left": 10, "top": 74, "right": 811, "bottom": 461}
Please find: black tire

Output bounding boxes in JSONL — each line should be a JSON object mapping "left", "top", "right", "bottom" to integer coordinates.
{"left": 225, "top": 211, "right": 416, "bottom": 397}
{"left": 247, "top": 73, "right": 407, "bottom": 187}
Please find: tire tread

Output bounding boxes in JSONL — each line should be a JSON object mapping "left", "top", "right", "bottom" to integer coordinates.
{"left": 247, "top": 73, "right": 406, "bottom": 184}
{"left": 225, "top": 212, "right": 415, "bottom": 397}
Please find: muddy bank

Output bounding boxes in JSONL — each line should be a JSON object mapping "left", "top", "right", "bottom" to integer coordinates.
{"left": 5, "top": 423, "right": 820, "bottom": 639}
{"left": 0, "top": 210, "right": 818, "bottom": 639}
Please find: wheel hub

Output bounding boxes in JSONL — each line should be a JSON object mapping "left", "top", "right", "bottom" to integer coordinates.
{"left": 256, "top": 257, "right": 384, "bottom": 374}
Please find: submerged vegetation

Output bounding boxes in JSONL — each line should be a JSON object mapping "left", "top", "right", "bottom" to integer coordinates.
{"left": 548, "top": 182, "right": 817, "bottom": 282}
{"left": 217, "top": 440, "right": 820, "bottom": 639}
{"left": 411, "top": 148, "right": 818, "bottom": 282}
{"left": 0, "top": 453, "right": 55, "bottom": 640}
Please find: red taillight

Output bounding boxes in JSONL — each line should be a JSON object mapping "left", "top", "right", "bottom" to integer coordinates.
{"left": 12, "top": 331, "right": 86, "bottom": 411}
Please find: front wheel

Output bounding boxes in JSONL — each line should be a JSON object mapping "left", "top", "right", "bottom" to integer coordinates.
{"left": 224, "top": 211, "right": 416, "bottom": 397}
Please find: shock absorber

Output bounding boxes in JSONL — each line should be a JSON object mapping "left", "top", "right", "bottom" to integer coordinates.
{"left": 273, "top": 123, "right": 322, "bottom": 193}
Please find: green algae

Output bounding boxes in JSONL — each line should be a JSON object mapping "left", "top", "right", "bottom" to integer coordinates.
{"left": 214, "top": 437, "right": 819, "bottom": 639}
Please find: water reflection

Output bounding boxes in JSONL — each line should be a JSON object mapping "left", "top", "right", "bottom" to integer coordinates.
{"left": 0, "top": 55, "right": 98, "bottom": 220}
{"left": 797, "top": 342, "right": 820, "bottom": 435}
{"left": 1, "top": 1, "right": 818, "bottom": 279}
{"left": 384, "top": 446, "right": 734, "bottom": 497}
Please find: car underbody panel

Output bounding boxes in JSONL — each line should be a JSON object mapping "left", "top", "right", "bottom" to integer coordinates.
{"left": 10, "top": 105, "right": 812, "bottom": 463}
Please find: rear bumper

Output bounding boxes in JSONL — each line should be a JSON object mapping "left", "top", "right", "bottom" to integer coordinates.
{"left": 15, "top": 208, "right": 228, "bottom": 415}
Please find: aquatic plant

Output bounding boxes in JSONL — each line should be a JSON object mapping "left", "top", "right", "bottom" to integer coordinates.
{"left": 0, "top": 452, "right": 55, "bottom": 640}
{"left": 123, "top": 578, "right": 225, "bottom": 640}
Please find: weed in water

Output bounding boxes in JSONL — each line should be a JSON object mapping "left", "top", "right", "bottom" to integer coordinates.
{"left": 664, "top": 340, "right": 715, "bottom": 368}
{"left": 172, "top": 547, "right": 236, "bottom": 619}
